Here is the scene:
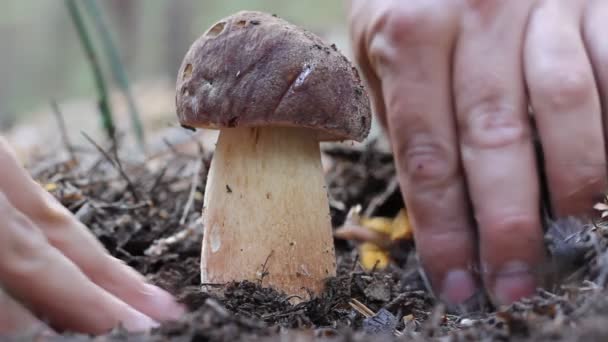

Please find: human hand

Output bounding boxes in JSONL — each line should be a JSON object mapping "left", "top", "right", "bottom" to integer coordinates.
{"left": 0, "top": 138, "right": 185, "bottom": 335}
{"left": 349, "top": 0, "right": 607, "bottom": 307}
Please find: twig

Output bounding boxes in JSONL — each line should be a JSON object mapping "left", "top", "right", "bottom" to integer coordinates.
{"left": 92, "top": 201, "right": 149, "bottom": 211}
{"left": 50, "top": 100, "right": 76, "bottom": 162}
{"left": 81, "top": 0, "right": 146, "bottom": 151}
{"left": 262, "top": 307, "right": 306, "bottom": 320}
{"left": 163, "top": 138, "right": 182, "bottom": 156}
{"left": 81, "top": 132, "right": 140, "bottom": 201}
{"left": 145, "top": 223, "right": 198, "bottom": 257}
{"left": 180, "top": 159, "right": 203, "bottom": 225}
{"left": 149, "top": 165, "right": 169, "bottom": 194}
{"left": 257, "top": 250, "right": 275, "bottom": 284}
{"left": 349, "top": 298, "right": 375, "bottom": 318}
{"left": 349, "top": 298, "right": 404, "bottom": 337}
{"left": 363, "top": 176, "right": 399, "bottom": 217}
{"left": 204, "top": 298, "right": 230, "bottom": 318}
{"left": 65, "top": 0, "right": 116, "bottom": 142}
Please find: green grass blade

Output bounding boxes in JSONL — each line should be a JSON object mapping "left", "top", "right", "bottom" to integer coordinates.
{"left": 65, "top": 0, "right": 116, "bottom": 141}
{"left": 82, "top": 0, "right": 146, "bottom": 151}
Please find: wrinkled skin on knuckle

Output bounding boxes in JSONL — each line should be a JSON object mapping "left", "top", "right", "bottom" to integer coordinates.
{"left": 464, "top": 0, "right": 505, "bottom": 16}
{"left": 477, "top": 213, "right": 544, "bottom": 269}
{"left": 463, "top": 0, "right": 528, "bottom": 27}
{"left": 348, "top": 2, "right": 389, "bottom": 130}
{"left": 0, "top": 201, "right": 49, "bottom": 280}
{"left": 348, "top": 0, "right": 375, "bottom": 48}
{"left": 459, "top": 96, "right": 530, "bottom": 151}
{"left": 532, "top": 65, "right": 595, "bottom": 110}
{"left": 396, "top": 132, "right": 459, "bottom": 189}
{"left": 416, "top": 226, "right": 474, "bottom": 262}
{"left": 366, "top": 1, "right": 456, "bottom": 71}
{"left": 478, "top": 213, "right": 538, "bottom": 241}
{"left": 415, "top": 228, "right": 476, "bottom": 283}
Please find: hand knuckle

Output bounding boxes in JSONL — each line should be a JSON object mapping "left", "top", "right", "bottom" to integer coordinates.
{"left": 480, "top": 213, "right": 538, "bottom": 243}
{"left": 367, "top": 3, "right": 453, "bottom": 65}
{"left": 531, "top": 65, "right": 594, "bottom": 110}
{"left": 416, "top": 229, "right": 473, "bottom": 267}
{"left": 1, "top": 251, "right": 48, "bottom": 282}
{"left": 459, "top": 95, "right": 529, "bottom": 150}
{"left": 465, "top": 0, "right": 505, "bottom": 14}
{"left": 382, "top": 5, "right": 440, "bottom": 39}
{"left": 398, "top": 132, "right": 458, "bottom": 187}
{"left": 0, "top": 216, "right": 48, "bottom": 280}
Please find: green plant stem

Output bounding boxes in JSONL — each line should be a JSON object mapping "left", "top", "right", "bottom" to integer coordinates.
{"left": 65, "top": 0, "right": 115, "bottom": 141}
{"left": 82, "top": 0, "right": 146, "bottom": 151}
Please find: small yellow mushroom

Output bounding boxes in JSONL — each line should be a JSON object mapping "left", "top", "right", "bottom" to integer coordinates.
{"left": 335, "top": 207, "right": 412, "bottom": 270}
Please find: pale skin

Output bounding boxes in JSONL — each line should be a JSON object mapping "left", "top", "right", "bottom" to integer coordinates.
{"left": 2, "top": 0, "right": 607, "bottom": 334}
{"left": 349, "top": 0, "right": 608, "bottom": 306}
{"left": 0, "top": 137, "right": 185, "bottom": 335}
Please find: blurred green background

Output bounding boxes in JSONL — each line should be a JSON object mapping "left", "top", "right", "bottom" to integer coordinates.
{"left": 0, "top": 0, "right": 347, "bottom": 131}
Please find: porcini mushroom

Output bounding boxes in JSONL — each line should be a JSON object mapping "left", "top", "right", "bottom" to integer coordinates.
{"left": 175, "top": 11, "right": 371, "bottom": 298}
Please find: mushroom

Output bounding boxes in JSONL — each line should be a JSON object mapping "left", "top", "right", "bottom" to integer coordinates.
{"left": 175, "top": 11, "right": 371, "bottom": 298}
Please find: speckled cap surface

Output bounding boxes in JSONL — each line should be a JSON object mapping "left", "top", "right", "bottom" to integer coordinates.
{"left": 175, "top": 11, "right": 371, "bottom": 142}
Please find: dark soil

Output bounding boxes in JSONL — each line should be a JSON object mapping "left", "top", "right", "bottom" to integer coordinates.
{"left": 7, "top": 136, "right": 608, "bottom": 341}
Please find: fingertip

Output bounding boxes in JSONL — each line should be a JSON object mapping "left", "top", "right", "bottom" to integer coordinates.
{"left": 440, "top": 269, "right": 479, "bottom": 305}
{"left": 121, "top": 308, "right": 160, "bottom": 332}
{"left": 490, "top": 261, "right": 537, "bottom": 306}
{"left": 141, "top": 284, "right": 187, "bottom": 322}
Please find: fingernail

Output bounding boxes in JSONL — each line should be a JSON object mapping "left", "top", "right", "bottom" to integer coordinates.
{"left": 122, "top": 308, "right": 160, "bottom": 332}
{"left": 440, "top": 269, "right": 478, "bottom": 305}
{"left": 493, "top": 261, "right": 537, "bottom": 306}
{"left": 144, "top": 284, "right": 187, "bottom": 321}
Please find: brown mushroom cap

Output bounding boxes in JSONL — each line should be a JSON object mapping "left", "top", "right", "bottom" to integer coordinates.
{"left": 175, "top": 11, "right": 371, "bottom": 142}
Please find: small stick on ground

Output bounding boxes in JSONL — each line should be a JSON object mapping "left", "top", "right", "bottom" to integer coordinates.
{"left": 349, "top": 298, "right": 375, "bottom": 318}
{"left": 51, "top": 100, "right": 76, "bottom": 162}
{"left": 149, "top": 165, "right": 169, "bottom": 194}
{"left": 257, "top": 250, "right": 275, "bottom": 284}
{"left": 363, "top": 176, "right": 399, "bottom": 217}
{"left": 145, "top": 222, "right": 199, "bottom": 256}
{"left": 81, "top": 131, "right": 140, "bottom": 201}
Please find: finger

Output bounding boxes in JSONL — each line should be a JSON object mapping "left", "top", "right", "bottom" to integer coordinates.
{"left": 526, "top": 0, "right": 606, "bottom": 218}
{"left": 0, "top": 192, "right": 158, "bottom": 334}
{"left": 349, "top": 0, "right": 389, "bottom": 129}
{"left": 0, "top": 137, "right": 185, "bottom": 322}
{"left": 359, "top": 1, "right": 480, "bottom": 306}
{"left": 454, "top": 1, "right": 545, "bottom": 306}
{"left": 584, "top": 0, "right": 608, "bottom": 181}
{"left": 0, "top": 287, "right": 48, "bottom": 335}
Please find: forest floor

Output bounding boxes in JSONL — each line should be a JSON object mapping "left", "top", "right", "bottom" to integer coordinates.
{"left": 7, "top": 132, "right": 608, "bottom": 341}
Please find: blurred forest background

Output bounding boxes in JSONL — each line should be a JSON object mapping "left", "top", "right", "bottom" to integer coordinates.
{"left": 0, "top": 1, "right": 350, "bottom": 154}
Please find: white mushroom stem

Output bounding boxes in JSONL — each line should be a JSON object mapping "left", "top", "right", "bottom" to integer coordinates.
{"left": 201, "top": 126, "right": 337, "bottom": 298}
